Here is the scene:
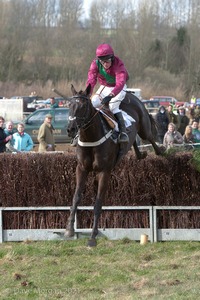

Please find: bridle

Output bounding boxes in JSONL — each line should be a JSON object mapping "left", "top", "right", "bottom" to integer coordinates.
{"left": 69, "top": 94, "right": 113, "bottom": 147}
{"left": 69, "top": 95, "right": 99, "bottom": 130}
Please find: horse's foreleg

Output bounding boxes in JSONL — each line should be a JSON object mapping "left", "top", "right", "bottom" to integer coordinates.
{"left": 88, "top": 171, "right": 110, "bottom": 247}
{"left": 65, "top": 165, "right": 88, "bottom": 238}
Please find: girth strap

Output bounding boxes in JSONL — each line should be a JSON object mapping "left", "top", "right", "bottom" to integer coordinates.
{"left": 78, "top": 130, "right": 113, "bottom": 147}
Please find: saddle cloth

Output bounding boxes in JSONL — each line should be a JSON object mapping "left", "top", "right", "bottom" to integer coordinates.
{"left": 96, "top": 108, "right": 135, "bottom": 132}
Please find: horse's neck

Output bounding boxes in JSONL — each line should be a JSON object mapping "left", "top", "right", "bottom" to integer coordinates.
{"left": 80, "top": 110, "right": 109, "bottom": 142}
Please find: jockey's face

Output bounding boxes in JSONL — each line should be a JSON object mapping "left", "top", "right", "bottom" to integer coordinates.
{"left": 99, "top": 58, "right": 112, "bottom": 69}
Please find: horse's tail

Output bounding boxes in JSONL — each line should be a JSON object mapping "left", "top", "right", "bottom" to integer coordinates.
{"left": 149, "top": 114, "right": 158, "bottom": 139}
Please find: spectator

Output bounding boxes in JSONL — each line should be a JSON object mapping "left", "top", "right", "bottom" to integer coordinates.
{"left": 12, "top": 123, "right": 34, "bottom": 152}
{"left": 190, "top": 95, "right": 196, "bottom": 105}
{"left": 50, "top": 97, "right": 59, "bottom": 108}
{"left": 37, "top": 114, "right": 55, "bottom": 152}
{"left": 163, "top": 123, "right": 183, "bottom": 150}
{"left": 191, "top": 120, "right": 200, "bottom": 148}
{"left": 193, "top": 105, "right": 200, "bottom": 122}
{"left": 4, "top": 120, "right": 15, "bottom": 152}
{"left": 187, "top": 104, "right": 195, "bottom": 123}
{"left": 4, "top": 120, "right": 14, "bottom": 136}
{"left": 29, "top": 91, "right": 37, "bottom": 97}
{"left": 0, "top": 116, "right": 12, "bottom": 153}
{"left": 177, "top": 106, "right": 189, "bottom": 135}
{"left": 167, "top": 104, "right": 178, "bottom": 126}
{"left": 183, "top": 125, "right": 195, "bottom": 150}
{"left": 155, "top": 105, "right": 169, "bottom": 144}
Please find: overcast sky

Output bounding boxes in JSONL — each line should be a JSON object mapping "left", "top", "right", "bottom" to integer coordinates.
{"left": 83, "top": 0, "right": 93, "bottom": 18}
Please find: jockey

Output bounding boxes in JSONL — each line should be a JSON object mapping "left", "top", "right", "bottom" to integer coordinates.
{"left": 86, "top": 43, "right": 129, "bottom": 144}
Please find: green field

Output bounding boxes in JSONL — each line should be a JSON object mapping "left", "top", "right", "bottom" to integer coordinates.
{"left": 0, "top": 238, "right": 199, "bottom": 300}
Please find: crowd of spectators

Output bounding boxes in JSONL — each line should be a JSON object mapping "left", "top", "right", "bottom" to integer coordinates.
{"left": 0, "top": 114, "right": 55, "bottom": 153}
{"left": 155, "top": 102, "right": 200, "bottom": 150}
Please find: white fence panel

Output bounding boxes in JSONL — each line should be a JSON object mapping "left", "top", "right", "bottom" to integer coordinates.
{"left": 0, "top": 206, "right": 199, "bottom": 243}
{"left": 153, "top": 206, "right": 200, "bottom": 242}
{"left": 0, "top": 206, "right": 153, "bottom": 243}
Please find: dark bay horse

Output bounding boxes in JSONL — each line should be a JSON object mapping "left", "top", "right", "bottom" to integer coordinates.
{"left": 66, "top": 84, "right": 163, "bottom": 246}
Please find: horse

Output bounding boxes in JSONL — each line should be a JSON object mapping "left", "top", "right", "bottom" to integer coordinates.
{"left": 66, "top": 84, "right": 163, "bottom": 246}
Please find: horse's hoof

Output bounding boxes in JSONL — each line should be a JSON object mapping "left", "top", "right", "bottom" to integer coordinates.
{"left": 136, "top": 151, "right": 147, "bottom": 160}
{"left": 158, "top": 146, "right": 166, "bottom": 155}
{"left": 64, "top": 229, "right": 74, "bottom": 238}
{"left": 141, "top": 151, "right": 147, "bottom": 159}
{"left": 87, "top": 238, "right": 97, "bottom": 247}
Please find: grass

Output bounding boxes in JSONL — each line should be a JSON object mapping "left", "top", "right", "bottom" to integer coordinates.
{"left": 0, "top": 238, "right": 199, "bottom": 299}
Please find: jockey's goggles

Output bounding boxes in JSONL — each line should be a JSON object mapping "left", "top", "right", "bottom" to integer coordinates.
{"left": 99, "top": 58, "right": 112, "bottom": 64}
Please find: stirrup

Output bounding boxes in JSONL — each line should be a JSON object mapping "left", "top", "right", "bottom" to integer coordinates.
{"left": 118, "top": 132, "right": 129, "bottom": 143}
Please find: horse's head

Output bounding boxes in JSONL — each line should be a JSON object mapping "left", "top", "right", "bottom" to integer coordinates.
{"left": 67, "top": 84, "right": 93, "bottom": 138}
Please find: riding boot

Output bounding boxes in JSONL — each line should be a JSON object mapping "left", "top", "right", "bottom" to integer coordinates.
{"left": 114, "top": 112, "right": 129, "bottom": 143}
{"left": 70, "top": 134, "right": 78, "bottom": 147}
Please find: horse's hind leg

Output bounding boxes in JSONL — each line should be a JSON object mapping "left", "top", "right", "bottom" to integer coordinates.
{"left": 133, "top": 140, "right": 147, "bottom": 159}
{"left": 144, "top": 114, "right": 164, "bottom": 155}
{"left": 88, "top": 171, "right": 110, "bottom": 247}
{"left": 148, "top": 137, "right": 165, "bottom": 155}
{"left": 140, "top": 136, "right": 163, "bottom": 155}
{"left": 65, "top": 165, "right": 89, "bottom": 238}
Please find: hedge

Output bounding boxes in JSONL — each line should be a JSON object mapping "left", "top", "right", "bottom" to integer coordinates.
{"left": 0, "top": 151, "right": 199, "bottom": 229}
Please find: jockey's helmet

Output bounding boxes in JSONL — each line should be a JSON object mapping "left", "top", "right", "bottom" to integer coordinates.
{"left": 96, "top": 43, "right": 114, "bottom": 61}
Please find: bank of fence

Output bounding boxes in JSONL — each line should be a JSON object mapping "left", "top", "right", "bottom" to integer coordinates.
{"left": 0, "top": 206, "right": 199, "bottom": 243}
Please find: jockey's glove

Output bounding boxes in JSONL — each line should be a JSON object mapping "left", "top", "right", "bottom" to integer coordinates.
{"left": 102, "top": 95, "right": 113, "bottom": 104}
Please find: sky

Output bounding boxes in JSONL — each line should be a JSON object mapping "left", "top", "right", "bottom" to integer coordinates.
{"left": 83, "top": 0, "right": 93, "bottom": 18}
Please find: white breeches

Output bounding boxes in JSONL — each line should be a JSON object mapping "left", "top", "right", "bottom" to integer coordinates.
{"left": 91, "top": 84, "right": 127, "bottom": 114}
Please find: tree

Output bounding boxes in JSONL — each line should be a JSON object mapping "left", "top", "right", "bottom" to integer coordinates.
{"left": 167, "top": 27, "right": 190, "bottom": 75}
{"left": 145, "top": 39, "right": 165, "bottom": 69}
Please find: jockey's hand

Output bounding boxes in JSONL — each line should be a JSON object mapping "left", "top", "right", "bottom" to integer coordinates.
{"left": 102, "top": 95, "right": 113, "bottom": 105}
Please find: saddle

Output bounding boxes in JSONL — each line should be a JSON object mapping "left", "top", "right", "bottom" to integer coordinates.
{"left": 97, "top": 93, "right": 131, "bottom": 129}
{"left": 97, "top": 105, "right": 116, "bottom": 129}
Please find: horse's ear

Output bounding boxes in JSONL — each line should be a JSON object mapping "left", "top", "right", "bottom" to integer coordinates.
{"left": 71, "top": 84, "right": 77, "bottom": 96}
{"left": 85, "top": 84, "right": 91, "bottom": 97}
